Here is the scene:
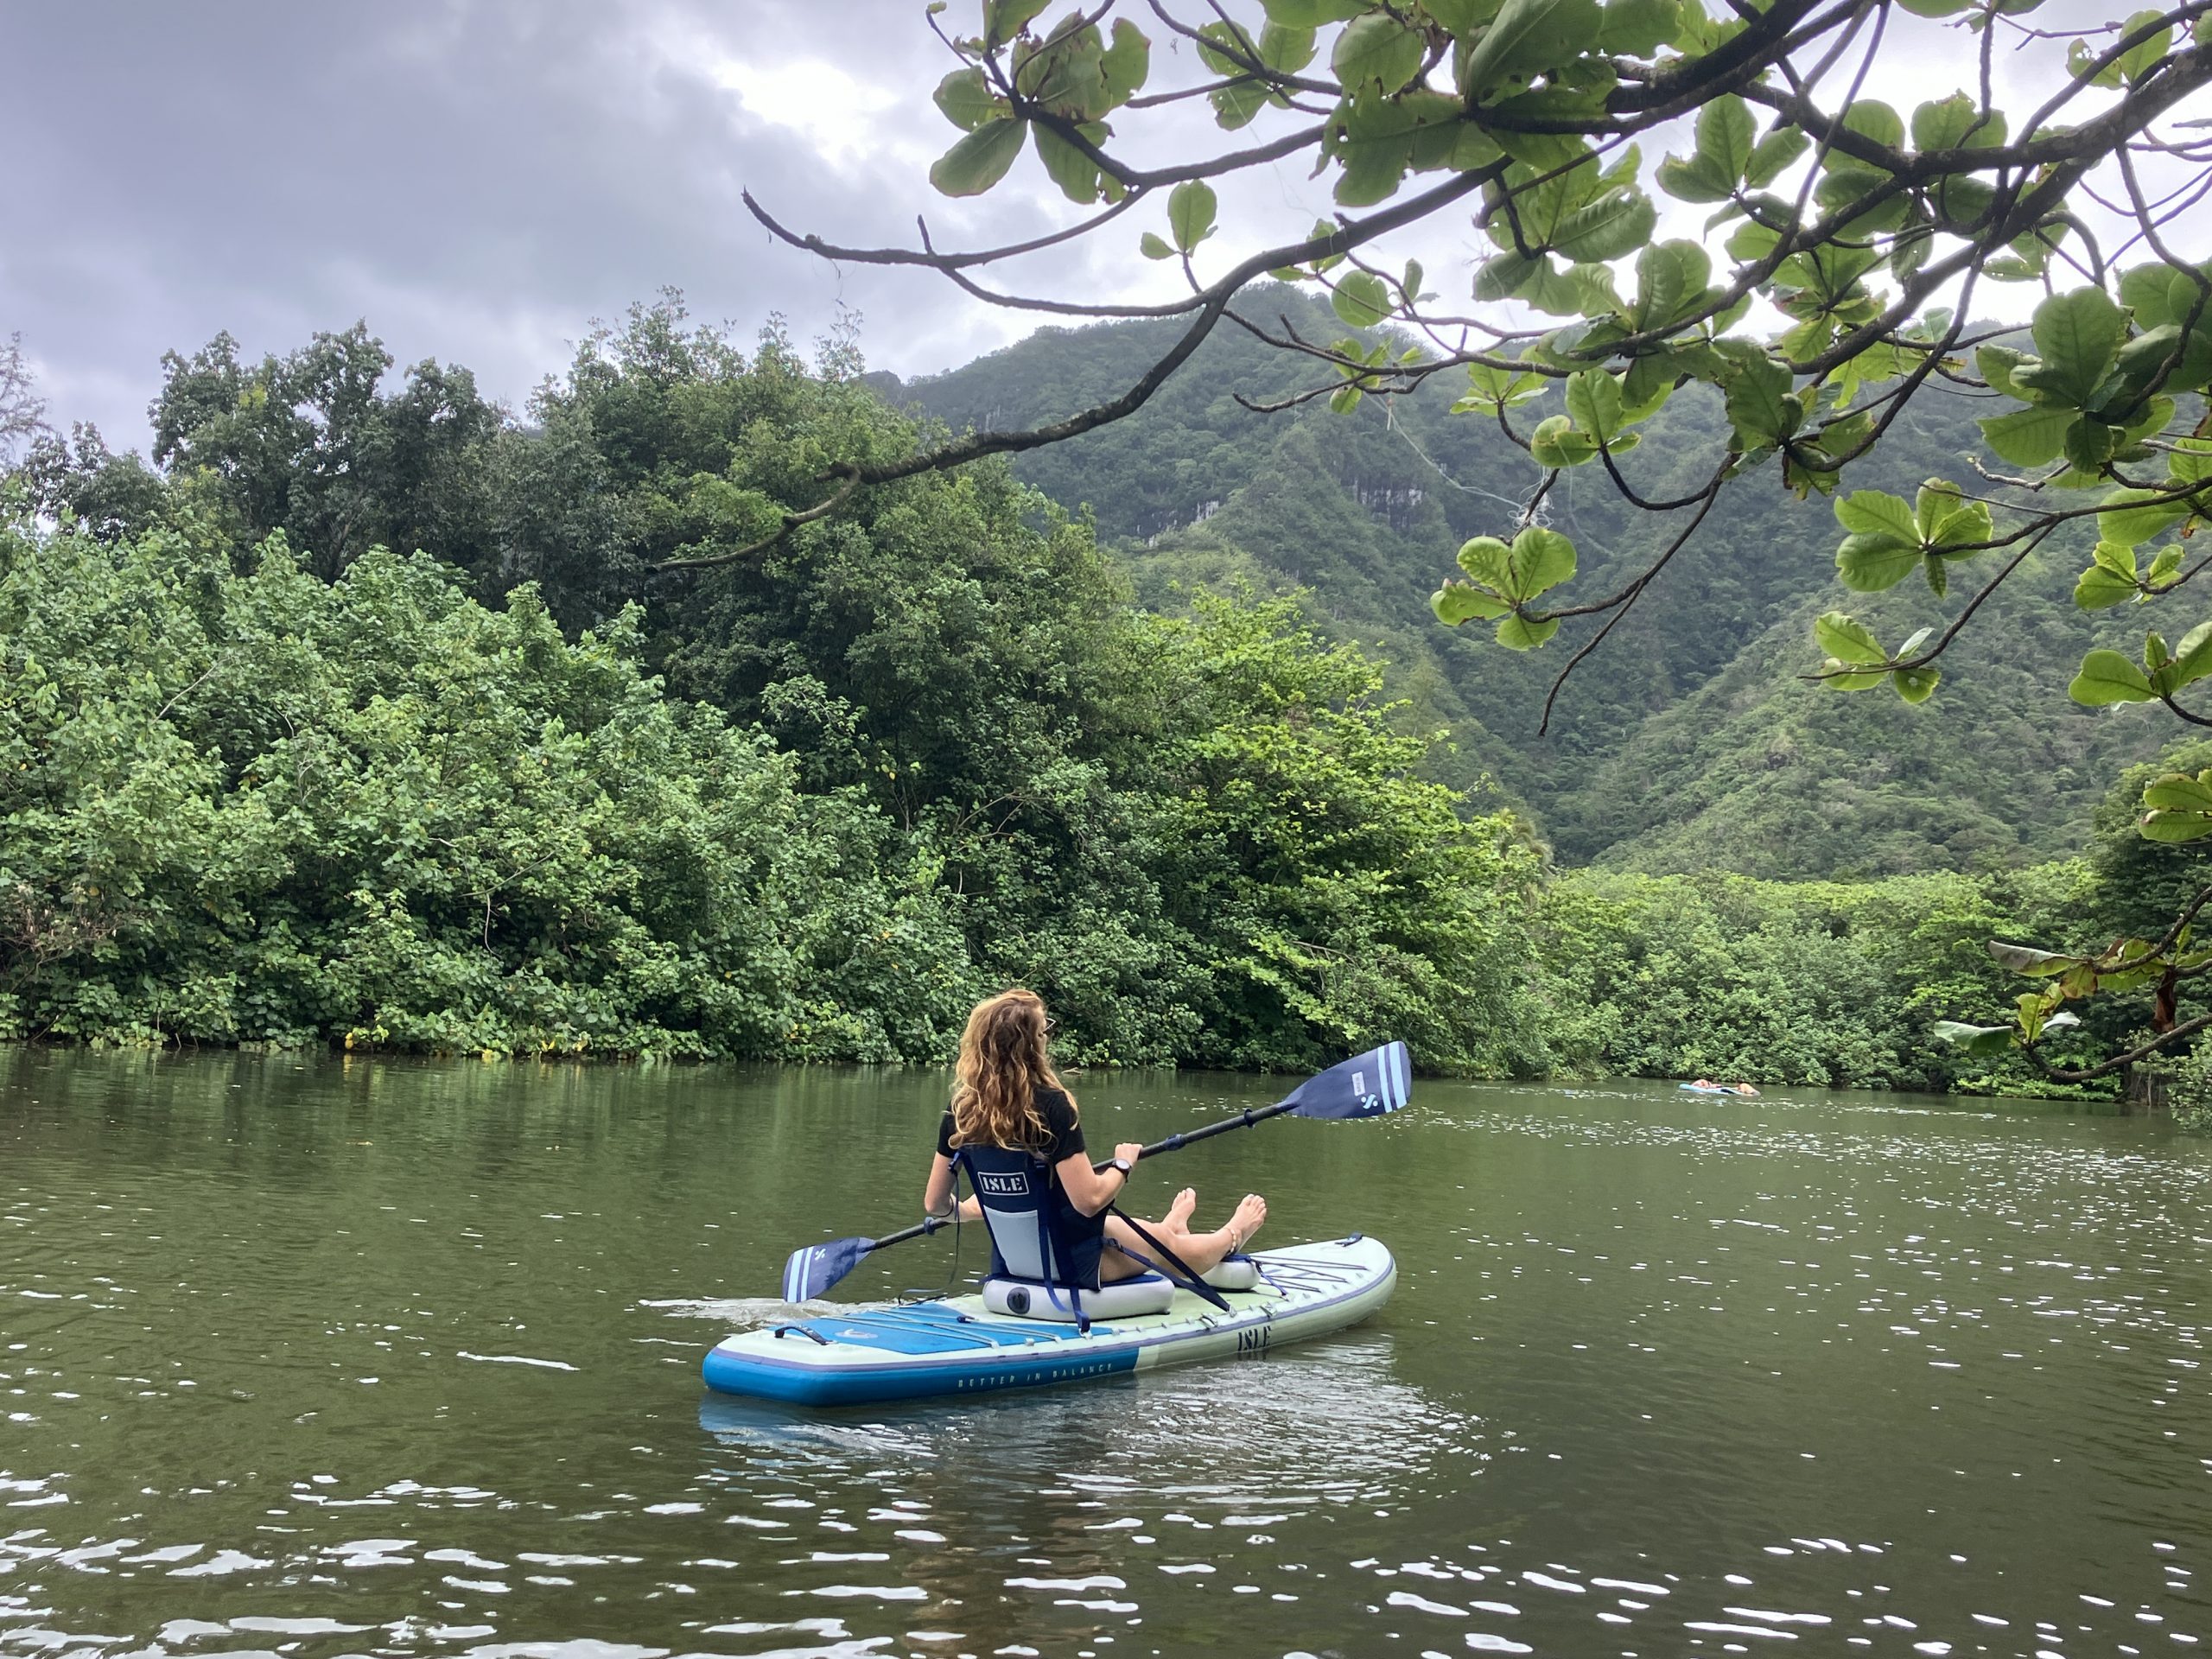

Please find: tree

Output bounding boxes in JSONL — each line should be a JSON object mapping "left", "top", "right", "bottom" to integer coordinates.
{"left": 739, "top": 0, "right": 2212, "bottom": 1080}
{"left": 0, "top": 335, "right": 48, "bottom": 467}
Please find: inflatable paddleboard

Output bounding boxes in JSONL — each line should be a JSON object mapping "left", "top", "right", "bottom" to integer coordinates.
{"left": 702, "top": 1234, "right": 1395, "bottom": 1407}
{"left": 1679, "top": 1082, "right": 1745, "bottom": 1095}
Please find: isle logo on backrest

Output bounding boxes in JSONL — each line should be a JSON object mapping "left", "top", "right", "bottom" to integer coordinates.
{"left": 976, "top": 1172, "right": 1029, "bottom": 1197}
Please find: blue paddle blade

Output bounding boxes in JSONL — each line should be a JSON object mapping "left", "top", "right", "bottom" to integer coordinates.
{"left": 782, "top": 1235, "right": 873, "bottom": 1302}
{"left": 1286, "top": 1039, "right": 1413, "bottom": 1119}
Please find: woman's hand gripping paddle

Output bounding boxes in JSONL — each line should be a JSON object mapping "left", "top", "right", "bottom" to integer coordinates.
{"left": 777, "top": 1040, "right": 1413, "bottom": 1303}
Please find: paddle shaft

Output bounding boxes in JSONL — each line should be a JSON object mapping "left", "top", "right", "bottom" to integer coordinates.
{"left": 1091, "top": 1096, "right": 1302, "bottom": 1173}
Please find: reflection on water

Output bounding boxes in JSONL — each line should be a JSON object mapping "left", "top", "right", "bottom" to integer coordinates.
{"left": 3, "top": 1050, "right": 2211, "bottom": 1656}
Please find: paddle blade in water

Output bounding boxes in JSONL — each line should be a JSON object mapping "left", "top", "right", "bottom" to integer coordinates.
{"left": 782, "top": 1235, "right": 872, "bottom": 1302}
{"left": 1286, "top": 1040, "right": 1413, "bottom": 1120}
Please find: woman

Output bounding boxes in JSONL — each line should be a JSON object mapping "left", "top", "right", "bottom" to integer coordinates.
{"left": 922, "top": 988, "right": 1264, "bottom": 1286}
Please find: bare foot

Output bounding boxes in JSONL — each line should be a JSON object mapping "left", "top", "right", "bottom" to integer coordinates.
{"left": 1166, "top": 1187, "right": 1198, "bottom": 1229}
{"left": 1226, "top": 1193, "right": 1267, "bottom": 1252}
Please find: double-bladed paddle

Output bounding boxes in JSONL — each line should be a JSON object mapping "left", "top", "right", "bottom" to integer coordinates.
{"left": 779, "top": 1039, "right": 1413, "bottom": 1303}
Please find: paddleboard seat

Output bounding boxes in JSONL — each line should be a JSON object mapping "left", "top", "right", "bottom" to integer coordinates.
{"left": 983, "top": 1270, "right": 1175, "bottom": 1320}
{"left": 979, "top": 1250, "right": 1262, "bottom": 1322}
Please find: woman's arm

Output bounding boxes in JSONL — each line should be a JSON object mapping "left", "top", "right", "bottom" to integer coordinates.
{"left": 922, "top": 1154, "right": 980, "bottom": 1221}
{"left": 1055, "top": 1141, "right": 1144, "bottom": 1217}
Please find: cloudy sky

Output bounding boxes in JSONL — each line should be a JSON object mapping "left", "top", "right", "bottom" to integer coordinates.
{"left": 0, "top": 0, "right": 2161, "bottom": 449}
{"left": 4, "top": 1, "right": 1264, "bottom": 445}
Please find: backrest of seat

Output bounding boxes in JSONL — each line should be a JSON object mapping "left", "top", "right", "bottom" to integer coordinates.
{"left": 954, "top": 1144, "right": 1059, "bottom": 1282}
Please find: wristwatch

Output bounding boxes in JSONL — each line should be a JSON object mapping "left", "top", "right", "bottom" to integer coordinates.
{"left": 1109, "top": 1157, "right": 1134, "bottom": 1176}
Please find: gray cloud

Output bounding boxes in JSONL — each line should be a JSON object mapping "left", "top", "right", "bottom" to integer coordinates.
{"left": 3, "top": 1, "right": 2152, "bottom": 451}
{"left": 1, "top": 0, "right": 1160, "bottom": 445}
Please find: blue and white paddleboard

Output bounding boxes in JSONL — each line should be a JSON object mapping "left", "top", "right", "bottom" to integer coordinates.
{"left": 702, "top": 1235, "right": 1395, "bottom": 1408}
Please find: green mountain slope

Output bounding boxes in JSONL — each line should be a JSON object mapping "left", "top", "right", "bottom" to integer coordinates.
{"left": 874, "top": 291, "right": 2163, "bottom": 877}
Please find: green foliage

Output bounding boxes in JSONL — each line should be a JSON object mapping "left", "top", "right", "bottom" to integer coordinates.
{"left": 0, "top": 321, "right": 1545, "bottom": 1073}
{"left": 0, "top": 529, "right": 972, "bottom": 1062}
{"left": 1535, "top": 865, "right": 2098, "bottom": 1094}
{"left": 1122, "top": 594, "right": 1546, "bottom": 1074}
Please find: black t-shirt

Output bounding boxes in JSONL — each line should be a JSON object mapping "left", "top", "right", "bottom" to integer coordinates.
{"left": 938, "top": 1085, "right": 1085, "bottom": 1166}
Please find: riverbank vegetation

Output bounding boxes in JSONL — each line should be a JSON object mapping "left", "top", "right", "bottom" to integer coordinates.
{"left": 5, "top": 303, "right": 2207, "bottom": 1093}
{"left": 1, "top": 308, "right": 1541, "bottom": 1072}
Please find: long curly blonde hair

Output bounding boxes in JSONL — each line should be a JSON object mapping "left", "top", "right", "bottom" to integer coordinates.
{"left": 949, "top": 988, "right": 1076, "bottom": 1152}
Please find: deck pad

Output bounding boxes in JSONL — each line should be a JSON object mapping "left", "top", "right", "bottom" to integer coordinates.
{"left": 702, "top": 1235, "right": 1395, "bottom": 1407}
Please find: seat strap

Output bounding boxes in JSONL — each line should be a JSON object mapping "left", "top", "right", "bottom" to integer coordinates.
{"left": 1108, "top": 1205, "right": 1233, "bottom": 1312}
{"left": 1035, "top": 1166, "right": 1089, "bottom": 1333}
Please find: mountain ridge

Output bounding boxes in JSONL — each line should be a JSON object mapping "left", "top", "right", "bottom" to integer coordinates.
{"left": 873, "top": 290, "right": 2162, "bottom": 879}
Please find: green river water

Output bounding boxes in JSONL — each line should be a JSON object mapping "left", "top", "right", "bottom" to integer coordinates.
{"left": 3, "top": 1047, "right": 2209, "bottom": 1658}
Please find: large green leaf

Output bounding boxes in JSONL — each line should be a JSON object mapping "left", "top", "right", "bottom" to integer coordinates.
{"left": 2145, "top": 769, "right": 2212, "bottom": 813}
{"left": 1259, "top": 19, "right": 1317, "bottom": 72}
{"left": 2172, "top": 620, "right": 2212, "bottom": 690}
{"left": 930, "top": 118, "right": 1027, "bottom": 196}
{"left": 1988, "top": 942, "right": 2080, "bottom": 976}
{"left": 1168, "top": 181, "right": 1218, "bottom": 252}
{"left": 934, "top": 68, "right": 997, "bottom": 132}
{"left": 1033, "top": 124, "right": 1103, "bottom": 201}
{"left": 1979, "top": 405, "right": 2075, "bottom": 467}
{"left": 1694, "top": 95, "right": 1756, "bottom": 181}
{"left": 1932, "top": 1020, "right": 2016, "bottom": 1058}
{"left": 2118, "top": 7, "right": 2175, "bottom": 83}
{"left": 2120, "top": 261, "right": 2186, "bottom": 329}
{"left": 2099, "top": 486, "right": 2192, "bottom": 549}
{"left": 2068, "top": 648, "right": 2157, "bottom": 705}
{"left": 2030, "top": 286, "right": 2127, "bottom": 407}
{"left": 1723, "top": 353, "right": 1800, "bottom": 449}
{"left": 2142, "top": 769, "right": 2212, "bottom": 842}
{"left": 1834, "top": 490, "right": 1916, "bottom": 543}
{"left": 1505, "top": 525, "right": 1577, "bottom": 599}
{"left": 1332, "top": 270, "right": 1391, "bottom": 328}
{"left": 1744, "top": 127, "right": 1810, "bottom": 188}
{"left": 1334, "top": 12, "right": 1427, "bottom": 91}
{"left": 1261, "top": 0, "right": 1368, "bottom": 21}
{"left": 1422, "top": 0, "right": 1496, "bottom": 28}
{"left": 1891, "top": 665, "right": 1941, "bottom": 703}
{"left": 1565, "top": 370, "right": 1627, "bottom": 443}
{"left": 1835, "top": 532, "right": 1920, "bottom": 591}
{"left": 1432, "top": 581, "right": 1511, "bottom": 624}
{"left": 1911, "top": 92, "right": 2005, "bottom": 152}
{"left": 1550, "top": 193, "right": 1657, "bottom": 263}
{"left": 1656, "top": 151, "right": 1733, "bottom": 203}
{"left": 2075, "top": 542, "right": 2141, "bottom": 610}
{"left": 1976, "top": 344, "right": 2031, "bottom": 399}
{"left": 1596, "top": 0, "right": 1679, "bottom": 54}
{"left": 1832, "top": 99, "right": 1901, "bottom": 149}
{"left": 1530, "top": 415, "right": 1600, "bottom": 467}
{"left": 1459, "top": 0, "right": 1582, "bottom": 94}
{"left": 1495, "top": 611, "right": 1560, "bottom": 650}
{"left": 984, "top": 0, "right": 1052, "bottom": 48}
{"left": 1456, "top": 535, "right": 1512, "bottom": 589}
{"left": 1630, "top": 240, "right": 1710, "bottom": 330}
{"left": 1913, "top": 480, "right": 1991, "bottom": 549}
{"left": 1815, "top": 611, "right": 1888, "bottom": 665}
